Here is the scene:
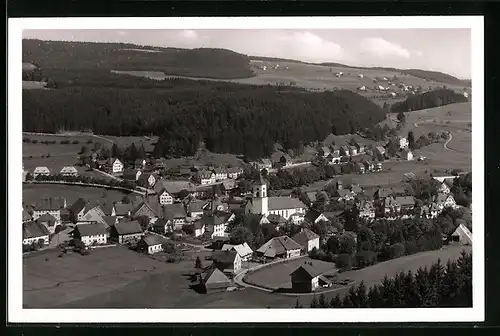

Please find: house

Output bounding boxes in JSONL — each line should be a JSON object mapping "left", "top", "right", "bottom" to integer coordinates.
{"left": 114, "top": 202, "right": 133, "bottom": 219}
{"left": 252, "top": 159, "right": 273, "bottom": 171}
{"left": 221, "top": 179, "right": 237, "bottom": 195}
{"left": 32, "top": 196, "right": 66, "bottom": 224}
{"left": 292, "top": 228, "right": 320, "bottom": 253}
{"left": 271, "top": 152, "right": 292, "bottom": 168}
{"left": 130, "top": 201, "right": 158, "bottom": 222}
{"left": 221, "top": 242, "right": 254, "bottom": 262}
{"left": 420, "top": 204, "right": 440, "bottom": 219}
{"left": 227, "top": 167, "right": 244, "bottom": 180}
{"left": 137, "top": 234, "right": 166, "bottom": 254}
{"left": 163, "top": 203, "right": 187, "bottom": 231}
{"left": 304, "top": 210, "right": 329, "bottom": 225}
{"left": 400, "top": 149, "right": 413, "bottom": 161}
{"left": 340, "top": 146, "right": 350, "bottom": 157}
{"left": 73, "top": 222, "right": 108, "bottom": 246}
{"left": 398, "top": 137, "right": 409, "bottom": 149}
{"left": 22, "top": 221, "right": 50, "bottom": 246}
{"left": 193, "top": 220, "right": 206, "bottom": 237}
{"left": 158, "top": 188, "right": 174, "bottom": 205}
{"left": 267, "top": 213, "right": 287, "bottom": 227}
{"left": 100, "top": 202, "right": 116, "bottom": 217}
{"left": 213, "top": 167, "right": 229, "bottom": 181}
{"left": 102, "top": 216, "right": 118, "bottom": 234}
{"left": 349, "top": 146, "right": 358, "bottom": 156}
{"left": 434, "top": 193, "right": 457, "bottom": 210}
{"left": 355, "top": 142, "right": 365, "bottom": 153}
{"left": 438, "top": 178, "right": 455, "bottom": 194}
{"left": 289, "top": 212, "right": 305, "bottom": 225}
{"left": 195, "top": 169, "right": 217, "bottom": 185}
{"left": 60, "top": 166, "right": 78, "bottom": 177}
{"left": 22, "top": 208, "right": 32, "bottom": 223}
{"left": 244, "top": 175, "right": 306, "bottom": 220}
{"left": 186, "top": 200, "right": 205, "bottom": 219}
{"left": 151, "top": 218, "right": 169, "bottom": 235}
{"left": 201, "top": 265, "right": 232, "bottom": 293}
{"left": 109, "top": 158, "right": 124, "bottom": 174}
{"left": 363, "top": 160, "right": 375, "bottom": 172}
{"left": 336, "top": 189, "right": 355, "bottom": 202}
{"left": 357, "top": 200, "right": 376, "bottom": 219}
{"left": 123, "top": 169, "right": 142, "bottom": 181}
{"left": 290, "top": 262, "right": 332, "bottom": 293}
{"left": 394, "top": 196, "right": 415, "bottom": 211}
{"left": 203, "top": 197, "right": 229, "bottom": 215}
{"left": 69, "top": 198, "right": 107, "bottom": 223}
{"left": 134, "top": 158, "right": 147, "bottom": 170}
{"left": 212, "top": 250, "right": 242, "bottom": 274}
{"left": 326, "top": 152, "right": 341, "bottom": 165}
{"left": 449, "top": 223, "right": 472, "bottom": 245}
{"left": 36, "top": 213, "right": 58, "bottom": 233}
{"left": 355, "top": 162, "right": 365, "bottom": 174}
{"left": 375, "top": 146, "right": 386, "bottom": 159}
{"left": 350, "top": 184, "right": 363, "bottom": 195}
{"left": 137, "top": 173, "right": 157, "bottom": 188}
{"left": 256, "top": 236, "right": 302, "bottom": 260}
{"left": 375, "top": 161, "right": 383, "bottom": 172}
{"left": 319, "top": 146, "right": 331, "bottom": 158}
{"left": 383, "top": 197, "right": 401, "bottom": 215}
{"left": 306, "top": 192, "right": 317, "bottom": 206}
{"left": 111, "top": 220, "right": 143, "bottom": 244}
{"left": 199, "top": 211, "right": 235, "bottom": 239}
{"left": 373, "top": 187, "right": 407, "bottom": 200}
{"left": 33, "top": 166, "right": 51, "bottom": 178}
{"left": 79, "top": 206, "right": 107, "bottom": 225}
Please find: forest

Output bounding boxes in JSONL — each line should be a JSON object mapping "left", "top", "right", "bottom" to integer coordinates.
{"left": 390, "top": 89, "right": 469, "bottom": 113}
{"left": 23, "top": 82, "right": 386, "bottom": 160}
{"left": 23, "top": 39, "right": 254, "bottom": 79}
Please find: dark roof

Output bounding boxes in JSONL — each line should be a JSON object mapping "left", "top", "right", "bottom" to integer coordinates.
{"left": 267, "top": 213, "right": 287, "bottom": 224}
{"left": 374, "top": 187, "right": 406, "bottom": 198}
{"left": 23, "top": 221, "right": 50, "bottom": 239}
{"left": 267, "top": 196, "right": 305, "bottom": 211}
{"left": 75, "top": 222, "right": 107, "bottom": 237}
{"left": 163, "top": 203, "right": 186, "bottom": 220}
{"left": 252, "top": 174, "right": 268, "bottom": 186}
{"left": 102, "top": 216, "right": 117, "bottom": 228}
{"left": 395, "top": 196, "right": 415, "bottom": 206}
{"left": 22, "top": 209, "right": 32, "bottom": 221}
{"left": 141, "top": 234, "right": 167, "bottom": 246}
{"left": 304, "top": 209, "right": 322, "bottom": 223}
{"left": 69, "top": 198, "right": 87, "bottom": 214}
{"left": 153, "top": 218, "right": 168, "bottom": 228}
{"left": 37, "top": 213, "right": 57, "bottom": 225}
{"left": 114, "top": 220, "right": 143, "bottom": 235}
{"left": 100, "top": 202, "right": 115, "bottom": 216}
{"left": 114, "top": 203, "right": 133, "bottom": 216}
{"left": 257, "top": 236, "right": 302, "bottom": 256}
{"left": 187, "top": 200, "right": 205, "bottom": 213}
{"left": 212, "top": 250, "right": 238, "bottom": 264}
{"left": 290, "top": 263, "right": 323, "bottom": 280}
{"left": 34, "top": 197, "right": 65, "bottom": 211}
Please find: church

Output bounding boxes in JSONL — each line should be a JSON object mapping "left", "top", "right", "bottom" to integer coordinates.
{"left": 245, "top": 175, "right": 306, "bottom": 221}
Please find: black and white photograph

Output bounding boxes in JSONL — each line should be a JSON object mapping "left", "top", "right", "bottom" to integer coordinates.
{"left": 8, "top": 16, "right": 484, "bottom": 323}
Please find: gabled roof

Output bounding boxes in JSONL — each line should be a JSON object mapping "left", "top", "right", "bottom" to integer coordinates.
{"left": 75, "top": 222, "right": 107, "bottom": 237}
{"left": 290, "top": 263, "right": 323, "bottom": 279}
{"left": 395, "top": 196, "right": 415, "bottom": 206}
{"left": 60, "top": 166, "right": 78, "bottom": 173}
{"left": 114, "top": 202, "right": 133, "bottom": 216}
{"left": 131, "top": 201, "right": 158, "bottom": 217}
{"left": 163, "top": 203, "right": 186, "bottom": 220}
{"left": 222, "top": 242, "right": 253, "bottom": 257}
{"left": 304, "top": 209, "right": 322, "bottom": 223}
{"left": 374, "top": 187, "right": 406, "bottom": 198}
{"left": 100, "top": 202, "right": 115, "bottom": 216}
{"left": 384, "top": 197, "right": 400, "bottom": 208}
{"left": 37, "top": 213, "right": 57, "bottom": 225}
{"left": 267, "top": 196, "right": 305, "bottom": 211}
{"left": 152, "top": 218, "right": 168, "bottom": 228}
{"left": 451, "top": 223, "right": 472, "bottom": 245}
{"left": 141, "top": 234, "right": 167, "bottom": 246}
{"left": 306, "top": 192, "right": 317, "bottom": 203}
{"left": 257, "top": 236, "right": 302, "bottom": 256}
{"left": 23, "top": 221, "right": 50, "bottom": 239}
{"left": 212, "top": 250, "right": 238, "bottom": 264}
{"left": 221, "top": 179, "right": 237, "bottom": 190}
{"left": 34, "top": 197, "right": 65, "bottom": 211}
{"left": 187, "top": 200, "right": 205, "bottom": 213}
{"left": 203, "top": 266, "right": 231, "bottom": 285}
{"left": 69, "top": 198, "right": 87, "bottom": 214}
{"left": 33, "top": 166, "right": 50, "bottom": 173}
{"left": 267, "top": 213, "right": 287, "bottom": 224}
{"left": 293, "top": 228, "right": 320, "bottom": 248}
{"left": 114, "top": 220, "right": 143, "bottom": 235}
{"left": 102, "top": 216, "right": 117, "bottom": 228}
{"left": 22, "top": 209, "right": 32, "bottom": 221}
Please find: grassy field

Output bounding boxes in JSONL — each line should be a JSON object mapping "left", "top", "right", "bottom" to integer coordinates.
{"left": 162, "top": 149, "right": 244, "bottom": 170}
{"left": 245, "top": 257, "right": 338, "bottom": 290}
{"left": 54, "top": 245, "right": 470, "bottom": 309}
{"left": 22, "top": 184, "right": 131, "bottom": 206}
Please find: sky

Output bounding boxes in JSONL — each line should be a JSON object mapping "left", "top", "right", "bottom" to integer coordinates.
{"left": 23, "top": 29, "right": 471, "bottom": 79}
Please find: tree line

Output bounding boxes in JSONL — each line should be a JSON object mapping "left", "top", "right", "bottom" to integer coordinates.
{"left": 23, "top": 82, "right": 386, "bottom": 160}
{"left": 390, "top": 89, "right": 469, "bottom": 113}
{"left": 299, "top": 251, "right": 472, "bottom": 308}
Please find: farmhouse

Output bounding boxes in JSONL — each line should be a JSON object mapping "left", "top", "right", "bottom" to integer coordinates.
{"left": 271, "top": 151, "right": 292, "bottom": 168}
{"left": 394, "top": 196, "right": 415, "bottom": 211}
{"left": 363, "top": 160, "right": 375, "bottom": 172}
{"left": 373, "top": 187, "right": 407, "bottom": 200}
{"left": 130, "top": 201, "right": 158, "bottom": 221}
{"left": 355, "top": 162, "right": 365, "bottom": 174}
{"left": 201, "top": 266, "right": 232, "bottom": 293}
{"left": 383, "top": 197, "right": 401, "bottom": 215}
{"left": 73, "top": 222, "right": 108, "bottom": 246}
{"left": 195, "top": 169, "right": 217, "bottom": 185}
{"left": 60, "top": 166, "right": 78, "bottom": 177}
{"left": 36, "top": 213, "right": 58, "bottom": 233}
{"left": 449, "top": 223, "right": 472, "bottom": 245}
{"left": 151, "top": 218, "right": 169, "bottom": 235}
{"left": 114, "top": 202, "right": 133, "bottom": 219}
{"left": 227, "top": 167, "right": 244, "bottom": 180}
{"left": 212, "top": 250, "right": 242, "bottom": 274}
{"left": 221, "top": 179, "right": 237, "bottom": 195}
{"left": 304, "top": 209, "right": 328, "bottom": 225}
{"left": 213, "top": 167, "right": 229, "bottom": 181}
{"left": 357, "top": 200, "right": 376, "bottom": 219}
{"left": 221, "top": 242, "right": 254, "bottom": 261}
{"left": 163, "top": 203, "right": 187, "bottom": 231}
{"left": 336, "top": 189, "right": 355, "bottom": 202}
{"left": 134, "top": 158, "right": 147, "bottom": 170}
{"left": 252, "top": 159, "right": 273, "bottom": 171}
{"left": 292, "top": 228, "right": 320, "bottom": 253}
{"left": 434, "top": 193, "right": 457, "bottom": 210}
{"left": 158, "top": 188, "right": 174, "bottom": 205}
{"left": 111, "top": 220, "right": 144, "bottom": 244}
{"left": 33, "top": 166, "right": 51, "bottom": 178}
{"left": 319, "top": 146, "right": 331, "bottom": 158}
{"left": 137, "top": 173, "right": 157, "bottom": 188}
{"left": 326, "top": 152, "right": 341, "bottom": 165}
{"left": 100, "top": 202, "right": 116, "bottom": 217}
{"left": 256, "top": 236, "right": 302, "bottom": 260}
{"left": 137, "top": 234, "right": 166, "bottom": 254}
{"left": 22, "top": 221, "right": 50, "bottom": 246}
{"left": 109, "top": 158, "right": 124, "bottom": 174}
{"left": 438, "top": 178, "right": 455, "bottom": 194}
{"left": 32, "top": 196, "right": 66, "bottom": 224}
{"left": 197, "top": 211, "right": 234, "bottom": 239}
{"left": 79, "top": 206, "right": 107, "bottom": 225}
{"left": 186, "top": 200, "right": 205, "bottom": 219}
{"left": 290, "top": 262, "right": 332, "bottom": 293}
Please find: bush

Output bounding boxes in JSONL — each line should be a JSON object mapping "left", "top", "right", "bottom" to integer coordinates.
{"left": 86, "top": 139, "right": 93, "bottom": 144}
{"left": 32, "top": 139, "right": 38, "bottom": 144}
{"left": 335, "top": 253, "right": 353, "bottom": 270}
{"left": 389, "top": 243, "right": 405, "bottom": 259}
{"left": 60, "top": 139, "right": 70, "bottom": 144}
{"left": 72, "top": 140, "right": 80, "bottom": 144}
{"left": 354, "top": 250, "right": 377, "bottom": 268}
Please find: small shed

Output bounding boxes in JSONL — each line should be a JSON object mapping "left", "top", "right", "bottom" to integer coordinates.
{"left": 450, "top": 223, "right": 472, "bottom": 245}
{"left": 202, "top": 266, "right": 232, "bottom": 293}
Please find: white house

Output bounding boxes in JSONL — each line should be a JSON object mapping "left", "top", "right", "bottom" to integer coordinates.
{"left": 292, "top": 228, "right": 320, "bottom": 253}
{"left": 138, "top": 173, "right": 156, "bottom": 188}
{"left": 60, "top": 166, "right": 78, "bottom": 177}
{"left": 22, "top": 221, "right": 50, "bottom": 246}
{"left": 74, "top": 222, "right": 108, "bottom": 246}
{"left": 193, "top": 220, "right": 206, "bottom": 237}
{"left": 213, "top": 168, "right": 229, "bottom": 181}
{"left": 110, "top": 158, "right": 124, "bottom": 174}
{"left": 221, "top": 242, "right": 254, "bottom": 262}
{"left": 227, "top": 167, "right": 244, "bottom": 180}
{"left": 138, "top": 234, "right": 166, "bottom": 254}
{"left": 304, "top": 210, "right": 329, "bottom": 225}
{"left": 158, "top": 189, "right": 174, "bottom": 205}
{"left": 435, "top": 193, "right": 457, "bottom": 210}
{"left": 398, "top": 137, "right": 409, "bottom": 149}
{"left": 196, "top": 170, "right": 217, "bottom": 185}
{"left": 402, "top": 149, "right": 413, "bottom": 161}
{"left": 33, "top": 166, "right": 51, "bottom": 178}
{"left": 32, "top": 196, "right": 66, "bottom": 224}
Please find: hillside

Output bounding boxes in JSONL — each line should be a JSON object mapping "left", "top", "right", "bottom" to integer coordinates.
{"left": 22, "top": 80, "right": 386, "bottom": 160}
{"left": 22, "top": 39, "right": 254, "bottom": 79}
{"left": 390, "top": 89, "right": 469, "bottom": 113}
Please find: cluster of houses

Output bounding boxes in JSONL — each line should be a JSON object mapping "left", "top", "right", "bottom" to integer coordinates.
{"left": 251, "top": 151, "right": 292, "bottom": 171}
{"left": 23, "top": 165, "right": 79, "bottom": 181}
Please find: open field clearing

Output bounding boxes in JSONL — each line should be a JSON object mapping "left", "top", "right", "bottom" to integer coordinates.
{"left": 22, "top": 81, "right": 47, "bottom": 90}
{"left": 22, "top": 184, "right": 130, "bottom": 206}
{"left": 245, "top": 257, "right": 337, "bottom": 290}
{"left": 57, "top": 245, "right": 470, "bottom": 308}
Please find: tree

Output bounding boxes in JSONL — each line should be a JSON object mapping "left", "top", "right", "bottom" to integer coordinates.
{"left": 294, "top": 298, "right": 303, "bottom": 308}
{"left": 111, "top": 143, "right": 122, "bottom": 159}
{"left": 339, "top": 232, "right": 357, "bottom": 255}
{"left": 79, "top": 145, "right": 89, "bottom": 155}
{"left": 230, "top": 226, "right": 254, "bottom": 246}
{"left": 356, "top": 282, "right": 369, "bottom": 307}
{"left": 342, "top": 294, "right": 354, "bottom": 308}
{"left": 121, "top": 195, "right": 131, "bottom": 204}
{"left": 138, "top": 143, "right": 146, "bottom": 159}
{"left": 195, "top": 256, "right": 202, "bottom": 269}
{"left": 135, "top": 215, "right": 150, "bottom": 231}
{"left": 318, "top": 293, "right": 328, "bottom": 308}
{"left": 310, "top": 295, "right": 319, "bottom": 308}
{"left": 330, "top": 294, "right": 342, "bottom": 308}
{"left": 397, "top": 110, "right": 406, "bottom": 124}
{"left": 408, "top": 131, "right": 416, "bottom": 150}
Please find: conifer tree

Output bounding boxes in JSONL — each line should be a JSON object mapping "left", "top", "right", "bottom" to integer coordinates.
{"left": 342, "top": 294, "right": 354, "bottom": 308}
{"left": 294, "top": 298, "right": 303, "bottom": 308}
{"left": 330, "top": 294, "right": 342, "bottom": 308}
{"left": 356, "top": 282, "right": 369, "bottom": 308}
{"left": 310, "top": 295, "right": 319, "bottom": 308}
{"left": 348, "top": 286, "right": 359, "bottom": 308}
{"left": 318, "top": 293, "right": 328, "bottom": 308}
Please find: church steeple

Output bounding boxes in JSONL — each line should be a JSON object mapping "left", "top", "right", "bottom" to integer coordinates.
{"left": 249, "top": 174, "right": 268, "bottom": 216}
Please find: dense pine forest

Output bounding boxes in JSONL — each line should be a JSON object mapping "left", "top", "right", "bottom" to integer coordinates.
{"left": 23, "top": 79, "right": 387, "bottom": 159}
{"left": 390, "top": 89, "right": 469, "bottom": 113}
{"left": 23, "top": 39, "right": 254, "bottom": 79}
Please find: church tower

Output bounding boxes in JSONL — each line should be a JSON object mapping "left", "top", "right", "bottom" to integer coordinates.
{"left": 248, "top": 174, "right": 268, "bottom": 216}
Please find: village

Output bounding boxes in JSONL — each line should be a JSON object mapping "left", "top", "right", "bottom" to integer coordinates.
{"left": 22, "top": 129, "right": 472, "bottom": 296}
